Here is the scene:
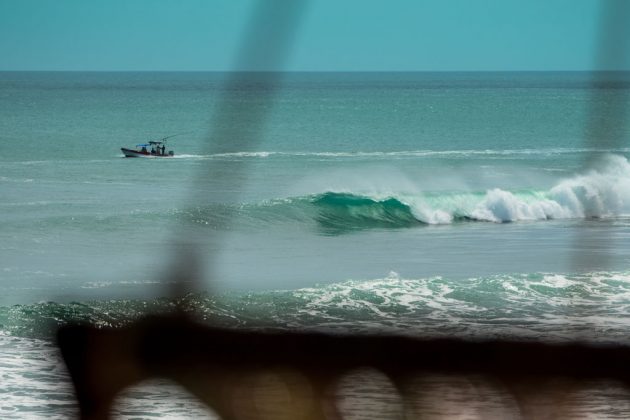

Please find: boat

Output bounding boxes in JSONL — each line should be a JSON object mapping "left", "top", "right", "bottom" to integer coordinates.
{"left": 121, "top": 141, "right": 174, "bottom": 158}
{"left": 121, "top": 140, "right": 175, "bottom": 158}
{"left": 121, "top": 133, "right": 185, "bottom": 158}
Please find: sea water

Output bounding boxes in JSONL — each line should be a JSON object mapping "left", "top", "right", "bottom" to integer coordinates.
{"left": 2, "top": 71, "right": 630, "bottom": 418}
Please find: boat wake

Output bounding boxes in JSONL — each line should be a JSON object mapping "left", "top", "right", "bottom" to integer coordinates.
{"left": 169, "top": 148, "right": 630, "bottom": 160}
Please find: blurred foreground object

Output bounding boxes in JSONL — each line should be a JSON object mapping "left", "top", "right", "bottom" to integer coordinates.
{"left": 58, "top": 315, "right": 630, "bottom": 419}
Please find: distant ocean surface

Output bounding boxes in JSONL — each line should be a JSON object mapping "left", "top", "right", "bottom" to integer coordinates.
{"left": 2, "top": 71, "right": 630, "bottom": 418}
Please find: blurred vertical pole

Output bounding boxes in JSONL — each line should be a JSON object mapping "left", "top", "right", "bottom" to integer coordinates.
{"left": 571, "top": 0, "right": 630, "bottom": 275}
{"left": 167, "top": 0, "right": 309, "bottom": 300}
{"left": 587, "top": 0, "right": 630, "bottom": 156}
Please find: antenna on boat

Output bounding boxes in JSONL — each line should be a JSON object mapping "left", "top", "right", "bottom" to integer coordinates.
{"left": 157, "top": 131, "right": 193, "bottom": 143}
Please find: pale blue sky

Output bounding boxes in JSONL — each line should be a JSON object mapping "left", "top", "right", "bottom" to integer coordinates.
{"left": 0, "top": 0, "right": 628, "bottom": 71}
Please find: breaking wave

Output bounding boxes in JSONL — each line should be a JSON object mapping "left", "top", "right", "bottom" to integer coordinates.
{"left": 195, "top": 154, "right": 630, "bottom": 230}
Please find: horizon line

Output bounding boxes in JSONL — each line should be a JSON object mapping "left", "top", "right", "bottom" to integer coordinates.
{"left": 2, "top": 69, "right": 630, "bottom": 73}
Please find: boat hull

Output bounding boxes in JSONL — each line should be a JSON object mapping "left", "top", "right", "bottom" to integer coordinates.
{"left": 121, "top": 148, "right": 173, "bottom": 158}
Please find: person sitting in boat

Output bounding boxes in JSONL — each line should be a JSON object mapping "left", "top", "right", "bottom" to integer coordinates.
{"left": 141, "top": 146, "right": 148, "bottom": 154}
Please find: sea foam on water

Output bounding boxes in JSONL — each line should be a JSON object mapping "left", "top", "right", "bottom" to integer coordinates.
{"left": 407, "top": 154, "right": 630, "bottom": 224}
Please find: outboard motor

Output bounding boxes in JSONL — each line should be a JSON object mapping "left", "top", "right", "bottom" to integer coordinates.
{"left": 168, "top": 150, "right": 175, "bottom": 157}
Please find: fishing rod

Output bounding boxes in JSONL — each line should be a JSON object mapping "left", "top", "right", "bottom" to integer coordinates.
{"left": 156, "top": 131, "right": 193, "bottom": 143}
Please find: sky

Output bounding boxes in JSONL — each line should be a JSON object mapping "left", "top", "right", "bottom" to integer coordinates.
{"left": 0, "top": 0, "right": 629, "bottom": 71}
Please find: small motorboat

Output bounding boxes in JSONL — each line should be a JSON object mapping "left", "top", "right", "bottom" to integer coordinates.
{"left": 121, "top": 141, "right": 174, "bottom": 158}
{"left": 121, "top": 133, "right": 185, "bottom": 158}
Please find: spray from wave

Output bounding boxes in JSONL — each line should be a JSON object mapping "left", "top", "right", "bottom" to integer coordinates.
{"left": 463, "top": 154, "right": 630, "bottom": 222}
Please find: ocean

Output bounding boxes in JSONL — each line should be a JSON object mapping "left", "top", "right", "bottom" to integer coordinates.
{"left": 2, "top": 71, "right": 630, "bottom": 418}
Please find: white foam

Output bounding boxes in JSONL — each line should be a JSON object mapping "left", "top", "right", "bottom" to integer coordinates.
{"left": 408, "top": 154, "right": 630, "bottom": 223}
{"left": 470, "top": 189, "right": 570, "bottom": 222}
{"left": 551, "top": 154, "right": 630, "bottom": 218}
{"left": 409, "top": 202, "right": 453, "bottom": 224}
{"left": 210, "top": 151, "right": 273, "bottom": 158}
{"left": 170, "top": 154, "right": 210, "bottom": 159}
{"left": 286, "top": 270, "right": 630, "bottom": 342}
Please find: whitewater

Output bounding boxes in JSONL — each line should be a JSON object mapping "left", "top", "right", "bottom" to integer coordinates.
{"left": 314, "top": 153, "right": 630, "bottom": 224}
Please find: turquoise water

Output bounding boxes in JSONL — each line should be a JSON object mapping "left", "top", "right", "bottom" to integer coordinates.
{"left": 2, "top": 71, "right": 630, "bottom": 417}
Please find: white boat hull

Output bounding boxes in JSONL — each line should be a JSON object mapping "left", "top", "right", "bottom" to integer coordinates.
{"left": 121, "top": 148, "right": 173, "bottom": 158}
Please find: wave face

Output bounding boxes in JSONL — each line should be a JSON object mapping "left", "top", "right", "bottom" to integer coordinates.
{"left": 311, "top": 192, "right": 421, "bottom": 230}
{"left": 3, "top": 271, "right": 630, "bottom": 343}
